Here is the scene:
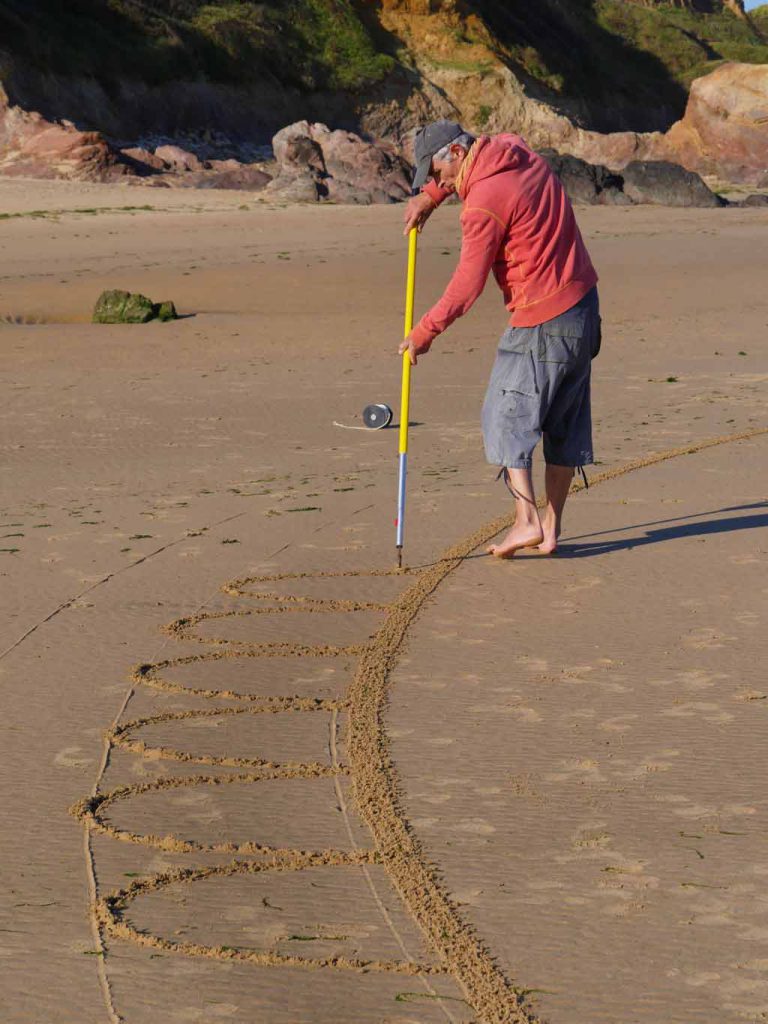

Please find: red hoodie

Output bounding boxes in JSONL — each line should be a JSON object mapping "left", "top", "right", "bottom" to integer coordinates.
{"left": 410, "top": 134, "right": 598, "bottom": 350}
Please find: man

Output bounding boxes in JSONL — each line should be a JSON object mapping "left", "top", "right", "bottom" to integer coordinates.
{"left": 399, "top": 120, "right": 601, "bottom": 558}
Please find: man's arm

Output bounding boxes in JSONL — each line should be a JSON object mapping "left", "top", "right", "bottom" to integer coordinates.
{"left": 408, "top": 206, "right": 506, "bottom": 353}
{"left": 403, "top": 179, "right": 453, "bottom": 234}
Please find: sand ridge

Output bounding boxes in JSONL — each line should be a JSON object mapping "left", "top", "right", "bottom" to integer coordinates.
{"left": 73, "top": 767, "right": 352, "bottom": 855}
{"left": 110, "top": 704, "right": 349, "bottom": 767}
{"left": 95, "top": 854, "right": 443, "bottom": 977}
{"left": 133, "top": 651, "right": 353, "bottom": 702}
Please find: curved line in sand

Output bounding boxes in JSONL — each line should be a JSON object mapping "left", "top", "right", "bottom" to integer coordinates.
{"left": 133, "top": 652, "right": 351, "bottom": 704}
{"left": 110, "top": 704, "right": 350, "bottom": 768}
{"left": 162, "top": 608, "right": 367, "bottom": 655}
{"left": 96, "top": 854, "right": 444, "bottom": 976}
{"left": 223, "top": 568, "right": 405, "bottom": 598}
{"left": 213, "top": 597, "right": 390, "bottom": 612}
{"left": 71, "top": 767, "right": 353, "bottom": 854}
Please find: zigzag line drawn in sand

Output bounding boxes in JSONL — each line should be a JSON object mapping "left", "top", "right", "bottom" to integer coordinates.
{"left": 164, "top": 568, "right": 399, "bottom": 647}
{"left": 162, "top": 609, "right": 368, "bottom": 654}
{"left": 72, "top": 427, "right": 767, "bottom": 1024}
{"left": 133, "top": 652, "right": 347, "bottom": 703}
{"left": 109, "top": 704, "right": 349, "bottom": 767}
{"left": 223, "top": 568, "right": 403, "bottom": 600}
{"left": 73, "top": 767, "right": 353, "bottom": 854}
{"left": 97, "top": 853, "right": 444, "bottom": 976}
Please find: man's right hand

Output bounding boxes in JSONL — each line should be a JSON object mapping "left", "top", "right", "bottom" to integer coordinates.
{"left": 403, "top": 191, "right": 436, "bottom": 235}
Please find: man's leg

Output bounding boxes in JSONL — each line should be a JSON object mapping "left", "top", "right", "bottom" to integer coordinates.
{"left": 487, "top": 466, "right": 543, "bottom": 558}
{"left": 539, "top": 463, "right": 574, "bottom": 554}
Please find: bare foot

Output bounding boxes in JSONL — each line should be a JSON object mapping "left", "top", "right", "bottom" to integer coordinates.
{"left": 488, "top": 521, "right": 544, "bottom": 559}
{"left": 538, "top": 510, "right": 561, "bottom": 555}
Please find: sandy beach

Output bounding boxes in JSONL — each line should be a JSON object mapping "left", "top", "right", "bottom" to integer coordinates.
{"left": 1, "top": 178, "right": 766, "bottom": 1024}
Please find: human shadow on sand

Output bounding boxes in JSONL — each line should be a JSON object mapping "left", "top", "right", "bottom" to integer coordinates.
{"left": 559, "top": 502, "right": 768, "bottom": 558}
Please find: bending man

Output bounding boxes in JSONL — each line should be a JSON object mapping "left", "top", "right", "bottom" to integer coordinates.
{"left": 399, "top": 120, "right": 601, "bottom": 558}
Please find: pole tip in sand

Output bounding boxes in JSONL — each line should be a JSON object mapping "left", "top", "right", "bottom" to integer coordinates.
{"left": 397, "top": 546, "right": 403, "bottom": 570}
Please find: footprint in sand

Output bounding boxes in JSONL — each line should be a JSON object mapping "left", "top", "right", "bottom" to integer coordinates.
{"left": 54, "top": 746, "right": 95, "bottom": 769}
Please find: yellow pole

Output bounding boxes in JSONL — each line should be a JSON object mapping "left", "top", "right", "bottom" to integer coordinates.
{"left": 396, "top": 228, "right": 418, "bottom": 565}
{"left": 399, "top": 228, "right": 418, "bottom": 455}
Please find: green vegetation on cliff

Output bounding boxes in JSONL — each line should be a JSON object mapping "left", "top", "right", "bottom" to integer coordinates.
{"left": 595, "top": 0, "right": 768, "bottom": 85}
{"left": 0, "top": 0, "right": 393, "bottom": 91}
{"left": 450, "top": 0, "right": 768, "bottom": 128}
{"left": 0, "top": 0, "right": 765, "bottom": 132}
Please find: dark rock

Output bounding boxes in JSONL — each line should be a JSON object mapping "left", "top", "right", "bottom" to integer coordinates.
{"left": 598, "top": 186, "right": 633, "bottom": 206}
{"left": 740, "top": 193, "right": 768, "bottom": 207}
{"left": 621, "top": 160, "right": 725, "bottom": 207}
{"left": 538, "top": 150, "right": 627, "bottom": 205}
{"left": 539, "top": 149, "right": 728, "bottom": 208}
{"left": 93, "top": 290, "right": 155, "bottom": 324}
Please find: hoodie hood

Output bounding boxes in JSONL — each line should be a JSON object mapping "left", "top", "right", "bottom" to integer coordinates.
{"left": 457, "top": 133, "right": 530, "bottom": 200}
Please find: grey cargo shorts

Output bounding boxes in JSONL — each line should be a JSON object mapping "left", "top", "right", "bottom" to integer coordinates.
{"left": 481, "top": 286, "right": 601, "bottom": 468}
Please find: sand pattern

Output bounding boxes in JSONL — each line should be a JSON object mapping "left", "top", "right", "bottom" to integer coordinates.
{"left": 69, "top": 427, "right": 765, "bottom": 1024}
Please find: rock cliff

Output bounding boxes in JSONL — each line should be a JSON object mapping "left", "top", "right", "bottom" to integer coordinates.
{"left": 0, "top": 1, "right": 766, "bottom": 189}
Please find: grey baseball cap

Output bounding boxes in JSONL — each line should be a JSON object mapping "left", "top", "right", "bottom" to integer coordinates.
{"left": 411, "top": 120, "right": 464, "bottom": 191}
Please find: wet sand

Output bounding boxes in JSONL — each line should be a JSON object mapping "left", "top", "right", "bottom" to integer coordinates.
{"left": 1, "top": 178, "right": 766, "bottom": 1023}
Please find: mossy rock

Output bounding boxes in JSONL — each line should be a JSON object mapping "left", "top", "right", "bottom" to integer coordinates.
{"left": 93, "top": 289, "right": 155, "bottom": 324}
{"left": 154, "top": 300, "right": 178, "bottom": 321}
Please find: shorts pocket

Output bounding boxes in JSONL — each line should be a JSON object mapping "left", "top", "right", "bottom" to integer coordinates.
{"left": 538, "top": 332, "right": 579, "bottom": 363}
{"left": 498, "top": 325, "right": 536, "bottom": 355}
{"left": 498, "top": 349, "right": 538, "bottom": 400}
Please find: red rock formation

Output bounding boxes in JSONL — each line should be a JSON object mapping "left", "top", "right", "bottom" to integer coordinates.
{"left": 544, "top": 63, "right": 767, "bottom": 187}
{"left": 269, "top": 121, "right": 412, "bottom": 203}
{"left": 0, "top": 86, "right": 131, "bottom": 181}
{"left": 121, "top": 146, "right": 166, "bottom": 172}
{"left": 657, "top": 62, "right": 768, "bottom": 185}
{"left": 153, "top": 144, "right": 205, "bottom": 172}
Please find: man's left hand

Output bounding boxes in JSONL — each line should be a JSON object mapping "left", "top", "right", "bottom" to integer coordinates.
{"left": 398, "top": 333, "right": 432, "bottom": 366}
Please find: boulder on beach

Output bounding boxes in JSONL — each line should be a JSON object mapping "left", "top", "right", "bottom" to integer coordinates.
{"left": 120, "top": 146, "right": 166, "bottom": 173}
{"left": 621, "top": 161, "right": 725, "bottom": 207}
{"left": 92, "top": 290, "right": 178, "bottom": 324}
{"left": 538, "top": 151, "right": 629, "bottom": 206}
{"left": 540, "top": 150, "right": 723, "bottom": 208}
{"left": 0, "top": 87, "right": 134, "bottom": 183}
{"left": 659, "top": 63, "right": 768, "bottom": 187}
{"left": 155, "top": 300, "right": 178, "bottom": 322}
{"left": 153, "top": 144, "right": 204, "bottom": 173}
{"left": 268, "top": 121, "right": 412, "bottom": 204}
{"left": 118, "top": 145, "right": 272, "bottom": 190}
